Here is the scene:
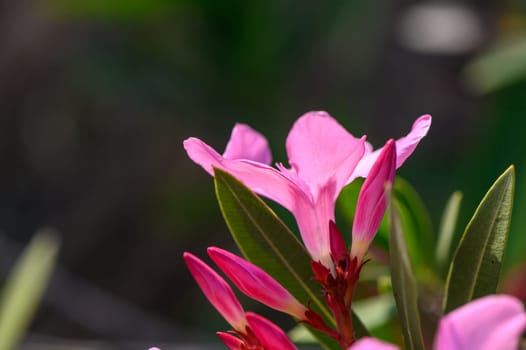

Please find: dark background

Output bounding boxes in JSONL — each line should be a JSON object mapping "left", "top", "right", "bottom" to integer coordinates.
{"left": 1, "top": 0, "right": 526, "bottom": 348}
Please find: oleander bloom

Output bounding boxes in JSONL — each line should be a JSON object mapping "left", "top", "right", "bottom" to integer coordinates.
{"left": 348, "top": 295, "right": 526, "bottom": 350}
{"left": 184, "top": 112, "right": 431, "bottom": 268}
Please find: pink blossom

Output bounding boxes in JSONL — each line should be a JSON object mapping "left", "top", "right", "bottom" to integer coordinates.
{"left": 182, "top": 252, "right": 247, "bottom": 331}
{"left": 348, "top": 338, "right": 399, "bottom": 350}
{"left": 184, "top": 112, "right": 431, "bottom": 268}
{"left": 348, "top": 295, "right": 526, "bottom": 350}
{"left": 434, "top": 294, "right": 526, "bottom": 350}
{"left": 207, "top": 247, "right": 308, "bottom": 320}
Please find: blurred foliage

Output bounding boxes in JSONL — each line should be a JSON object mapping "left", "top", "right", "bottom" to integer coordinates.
{"left": 0, "top": 231, "right": 59, "bottom": 350}
{"left": 0, "top": 0, "right": 525, "bottom": 347}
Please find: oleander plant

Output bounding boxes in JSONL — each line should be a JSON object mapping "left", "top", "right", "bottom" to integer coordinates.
{"left": 175, "top": 111, "right": 524, "bottom": 350}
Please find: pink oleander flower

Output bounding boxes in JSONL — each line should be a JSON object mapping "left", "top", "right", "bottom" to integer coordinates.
{"left": 207, "top": 246, "right": 309, "bottom": 320}
{"left": 348, "top": 295, "right": 526, "bottom": 350}
{"left": 184, "top": 112, "right": 431, "bottom": 268}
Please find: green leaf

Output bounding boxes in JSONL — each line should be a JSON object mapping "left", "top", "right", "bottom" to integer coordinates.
{"left": 392, "top": 177, "right": 435, "bottom": 276}
{"left": 389, "top": 198, "right": 425, "bottom": 350}
{"left": 0, "top": 230, "right": 60, "bottom": 350}
{"left": 214, "top": 169, "right": 369, "bottom": 347}
{"left": 435, "top": 191, "right": 463, "bottom": 275}
{"left": 443, "top": 166, "right": 515, "bottom": 313}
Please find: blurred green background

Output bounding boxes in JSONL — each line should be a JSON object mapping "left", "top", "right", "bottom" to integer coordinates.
{"left": 1, "top": 0, "right": 526, "bottom": 348}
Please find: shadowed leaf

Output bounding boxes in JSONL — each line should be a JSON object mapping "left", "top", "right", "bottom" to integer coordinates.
{"left": 389, "top": 199, "right": 425, "bottom": 350}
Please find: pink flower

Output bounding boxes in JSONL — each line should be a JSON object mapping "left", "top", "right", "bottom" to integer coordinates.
{"left": 434, "top": 295, "right": 526, "bottom": 350}
{"left": 348, "top": 338, "right": 399, "bottom": 350}
{"left": 350, "top": 139, "right": 396, "bottom": 263}
{"left": 184, "top": 112, "right": 431, "bottom": 268}
{"left": 183, "top": 252, "right": 247, "bottom": 331}
{"left": 347, "top": 295, "right": 526, "bottom": 350}
{"left": 207, "top": 247, "right": 308, "bottom": 320}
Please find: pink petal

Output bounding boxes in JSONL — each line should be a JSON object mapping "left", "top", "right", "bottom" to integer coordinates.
{"left": 286, "top": 111, "right": 365, "bottom": 200}
{"left": 434, "top": 295, "right": 526, "bottom": 350}
{"left": 350, "top": 114, "right": 431, "bottom": 181}
{"left": 184, "top": 130, "right": 328, "bottom": 264}
{"left": 351, "top": 140, "right": 396, "bottom": 263}
{"left": 222, "top": 160, "right": 303, "bottom": 213}
{"left": 216, "top": 332, "right": 244, "bottom": 350}
{"left": 223, "top": 123, "right": 272, "bottom": 164}
{"left": 207, "top": 247, "right": 308, "bottom": 320}
{"left": 291, "top": 184, "right": 337, "bottom": 268}
{"left": 246, "top": 312, "right": 297, "bottom": 350}
{"left": 183, "top": 137, "right": 225, "bottom": 176}
{"left": 348, "top": 337, "right": 399, "bottom": 350}
{"left": 184, "top": 136, "right": 302, "bottom": 213}
{"left": 183, "top": 252, "right": 247, "bottom": 331}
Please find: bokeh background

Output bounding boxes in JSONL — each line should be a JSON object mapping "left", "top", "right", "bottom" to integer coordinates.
{"left": 1, "top": 0, "right": 526, "bottom": 348}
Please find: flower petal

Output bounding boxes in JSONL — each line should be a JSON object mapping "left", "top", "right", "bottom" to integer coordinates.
{"left": 183, "top": 137, "right": 225, "bottom": 176}
{"left": 184, "top": 136, "right": 302, "bottom": 212}
{"left": 348, "top": 337, "right": 399, "bottom": 350}
{"left": 207, "top": 247, "right": 308, "bottom": 320}
{"left": 223, "top": 123, "right": 272, "bottom": 164}
{"left": 246, "top": 312, "right": 297, "bottom": 350}
{"left": 351, "top": 139, "right": 396, "bottom": 262}
{"left": 434, "top": 295, "right": 526, "bottom": 350}
{"left": 286, "top": 111, "right": 365, "bottom": 199}
{"left": 350, "top": 114, "right": 431, "bottom": 181}
{"left": 183, "top": 252, "right": 247, "bottom": 331}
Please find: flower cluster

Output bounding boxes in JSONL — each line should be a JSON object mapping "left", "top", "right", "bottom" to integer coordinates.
{"left": 175, "top": 111, "right": 526, "bottom": 350}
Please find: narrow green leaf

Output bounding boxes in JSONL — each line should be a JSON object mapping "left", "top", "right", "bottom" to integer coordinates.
{"left": 214, "top": 169, "right": 369, "bottom": 347}
{"left": 392, "top": 177, "right": 435, "bottom": 274}
{"left": 443, "top": 166, "right": 515, "bottom": 313}
{"left": 0, "top": 230, "right": 60, "bottom": 350}
{"left": 389, "top": 200, "right": 425, "bottom": 350}
{"left": 435, "top": 191, "right": 463, "bottom": 275}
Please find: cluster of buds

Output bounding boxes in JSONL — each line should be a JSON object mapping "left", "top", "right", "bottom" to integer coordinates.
{"left": 184, "top": 247, "right": 303, "bottom": 350}
{"left": 184, "top": 248, "right": 332, "bottom": 349}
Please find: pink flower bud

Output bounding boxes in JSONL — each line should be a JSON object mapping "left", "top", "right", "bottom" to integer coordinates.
{"left": 245, "top": 312, "right": 297, "bottom": 350}
{"left": 207, "top": 247, "right": 308, "bottom": 320}
{"left": 183, "top": 252, "right": 247, "bottom": 331}
{"left": 351, "top": 139, "right": 396, "bottom": 263}
{"left": 216, "top": 332, "right": 244, "bottom": 350}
